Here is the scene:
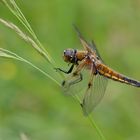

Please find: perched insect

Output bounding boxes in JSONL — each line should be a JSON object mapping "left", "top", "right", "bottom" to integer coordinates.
{"left": 56, "top": 25, "right": 140, "bottom": 116}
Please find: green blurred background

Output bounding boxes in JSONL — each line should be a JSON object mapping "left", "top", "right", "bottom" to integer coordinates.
{"left": 0, "top": 0, "right": 140, "bottom": 140}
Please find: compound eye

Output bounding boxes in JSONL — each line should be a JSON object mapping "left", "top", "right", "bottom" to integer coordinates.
{"left": 64, "top": 50, "right": 66, "bottom": 55}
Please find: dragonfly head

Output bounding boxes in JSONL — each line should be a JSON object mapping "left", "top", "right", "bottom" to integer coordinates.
{"left": 63, "top": 49, "right": 77, "bottom": 63}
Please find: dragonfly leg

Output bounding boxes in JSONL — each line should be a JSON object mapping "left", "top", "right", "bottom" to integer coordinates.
{"left": 55, "top": 64, "right": 74, "bottom": 74}
{"left": 72, "top": 60, "right": 86, "bottom": 76}
{"left": 61, "top": 59, "right": 86, "bottom": 89}
{"left": 62, "top": 59, "right": 86, "bottom": 86}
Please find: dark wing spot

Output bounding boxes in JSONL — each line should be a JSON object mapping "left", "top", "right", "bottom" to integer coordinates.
{"left": 62, "top": 80, "right": 66, "bottom": 86}
{"left": 88, "top": 82, "right": 92, "bottom": 88}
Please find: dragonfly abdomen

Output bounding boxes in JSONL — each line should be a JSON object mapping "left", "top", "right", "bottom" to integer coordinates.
{"left": 97, "top": 64, "right": 140, "bottom": 87}
{"left": 123, "top": 77, "right": 140, "bottom": 87}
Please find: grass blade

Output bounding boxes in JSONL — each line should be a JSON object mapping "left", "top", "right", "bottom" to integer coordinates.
{"left": 0, "top": 48, "right": 60, "bottom": 86}
{"left": 74, "top": 95, "right": 106, "bottom": 140}
{"left": 1, "top": 0, "right": 55, "bottom": 65}
{"left": 0, "top": 18, "right": 53, "bottom": 63}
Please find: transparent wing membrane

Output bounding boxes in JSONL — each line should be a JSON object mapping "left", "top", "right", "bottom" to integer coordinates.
{"left": 62, "top": 67, "right": 108, "bottom": 116}
{"left": 73, "top": 25, "right": 103, "bottom": 62}
{"left": 73, "top": 25, "right": 93, "bottom": 52}
{"left": 62, "top": 68, "right": 91, "bottom": 100}
{"left": 90, "top": 41, "right": 103, "bottom": 62}
{"left": 62, "top": 72, "right": 83, "bottom": 96}
{"left": 82, "top": 74, "right": 108, "bottom": 116}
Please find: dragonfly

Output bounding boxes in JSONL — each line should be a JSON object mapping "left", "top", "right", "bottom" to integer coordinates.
{"left": 56, "top": 25, "right": 140, "bottom": 116}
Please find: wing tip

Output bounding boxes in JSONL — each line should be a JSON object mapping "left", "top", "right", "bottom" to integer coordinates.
{"left": 72, "top": 24, "right": 82, "bottom": 38}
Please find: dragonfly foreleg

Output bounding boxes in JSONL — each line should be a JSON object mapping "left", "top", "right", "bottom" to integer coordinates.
{"left": 55, "top": 64, "right": 74, "bottom": 74}
{"left": 63, "top": 59, "right": 85, "bottom": 86}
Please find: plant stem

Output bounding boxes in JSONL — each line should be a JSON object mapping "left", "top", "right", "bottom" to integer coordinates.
{"left": 74, "top": 95, "right": 106, "bottom": 140}
{"left": 88, "top": 115, "right": 106, "bottom": 140}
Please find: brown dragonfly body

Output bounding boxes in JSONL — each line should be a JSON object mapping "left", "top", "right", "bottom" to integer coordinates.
{"left": 97, "top": 63, "right": 140, "bottom": 87}
{"left": 63, "top": 48, "right": 140, "bottom": 87}
{"left": 56, "top": 26, "right": 140, "bottom": 115}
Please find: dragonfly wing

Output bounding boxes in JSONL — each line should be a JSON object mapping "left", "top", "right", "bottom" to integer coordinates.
{"left": 62, "top": 72, "right": 83, "bottom": 96}
{"left": 90, "top": 40, "right": 103, "bottom": 62}
{"left": 62, "top": 58, "right": 88, "bottom": 96}
{"left": 73, "top": 25, "right": 92, "bottom": 53}
{"left": 73, "top": 25, "right": 103, "bottom": 61}
{"left": 82, "top": 74, "right": 108, "bottom": 116}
